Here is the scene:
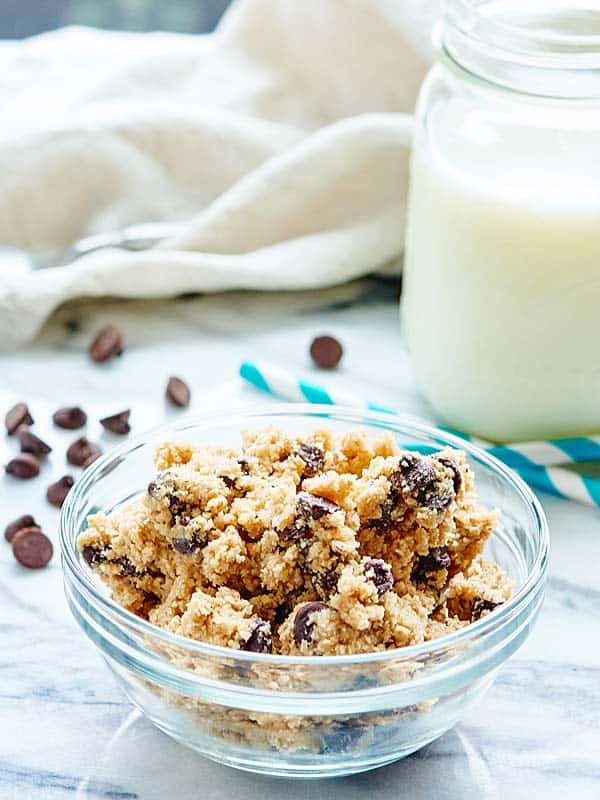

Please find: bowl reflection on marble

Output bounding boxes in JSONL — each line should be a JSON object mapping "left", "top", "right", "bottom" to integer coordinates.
{"left": 59, "top": 406, "right": 548, "bottom": 779}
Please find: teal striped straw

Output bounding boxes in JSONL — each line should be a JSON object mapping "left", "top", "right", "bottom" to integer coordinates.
{"left": 239, "top": 360, "right": 600, "bottom": 508}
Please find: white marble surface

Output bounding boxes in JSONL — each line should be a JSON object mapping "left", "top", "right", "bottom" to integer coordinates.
{"left": 1, "top": 279, "right": 599, "bottom": 799}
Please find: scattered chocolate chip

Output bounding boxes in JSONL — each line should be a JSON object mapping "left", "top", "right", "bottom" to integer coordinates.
{"left": 4, "top": 514, "right": 37, "bottom": 542}
{"left": 100, "top": 409, "right": 131, "bottom": 435}
{"left": 363, "top": 558, "right": 394, "bottom": 596}
{"left": 296, "top": 492, "right": 340, "bottom": 521}
{"left": 309, "top": 335, "right": 343, "bottom": 369}
{"left": 166, "top": 376, "right": 190, "bottom": 408}
{"left": 52, "top": 406, "right": 87, "bottom": 430}
{"left": 411, "top": 546, "right": 452, "bottom": 583}
{"left": 67, "top": 437, "right": 102, "bottom": 467}
{"left": 293, "top": 601, "right": 328, "bottom": 644}
{"left": 89, "top": 324, "right": 123, "bottom": 363}
{"left": 5, "top": 453, "right": 40, "bottom": 479}
{"left": 241, "top": 617, "right": 272, "bottom": 654}
{"left": 46, "top": 475, "right": 75, "bottom": 508}
{"left": 171, "top": 534, "right": 204, "bottom": 554}
{"left": 82, "top": 544, "right": 106, "bottom": 567}
{"left": 296, "top": 444, "right": 325, "bottom": 477}
{"left": 12, "top": 527, "right": 53, "bottom": 568}
{"left": 437, "top": 456, "right": 462, "bottom": 495}
{"left": 471, "top": 597, "right": 501, "bottom": 621}
{"left": 5, "top": 402, "right": 34, "bottom": 435}
{"left": 17, "top": 426, "right": 52, "bottom": 456}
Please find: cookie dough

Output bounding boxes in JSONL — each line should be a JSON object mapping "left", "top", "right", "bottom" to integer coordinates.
{"left": 78, "top": 427, "right": 511, "bottom": 656}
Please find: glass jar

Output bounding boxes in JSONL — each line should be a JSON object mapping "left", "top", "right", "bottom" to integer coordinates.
{"left": 403, "top": 0, "right": 600, "bottom": 442}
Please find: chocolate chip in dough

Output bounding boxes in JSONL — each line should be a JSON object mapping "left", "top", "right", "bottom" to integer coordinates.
{"left": 395, "top": 455, "right": 454, "bottom": 511}
{"left": 53, "top": 406, "right": 87, "bottom": 430}
{"left": 100, "top": 409, "right": 131, "bottom": 435}
{"left": 411, "top": 546, "right": 452, "bottom": 583}
{"left": 166, "top": 376, "right": 191, "bottom": 408}
{"left": 296, "top": 444, "right": 325, "bottom": 477}
{"left": 17, "top": 426, "right": 52, "bottom": 456}
{"left": 471, "top": 597, "right": 501, "bottom": 621}
{"left": 5, "top": 453, "right": 40, "bottom": 479}
{"left": 66, "top": 437, "right": 102, "bottom": 467}
{"left": 5, "top": 402, "right": 33, "bottom": 435}
{"left": 47, "top": 475, "right": 75, "bottom": 508}
{"left": 436, "top": 456, "right": 463, "bottom": 495}
{"left": 82, "top": 545, "right": 107, "bottom": 567}
{"left": 171, "top": 534, "right": 204, "bottom": 554}
{"left": 309, "top": 335, "right": 343, "bottom": 369}
{"left": 241, "top": 617, "right": 273, "bottom": 654}
{"left": 293, "top": 601, "right": 328, "bottom": 644}
{"left": 363, "top": 558, "right": 394, "bottom": 596}
{"left": 89, "top": 325, "right": 123, "bottom": 363}
{"left": 296, "top": 492, "right": 340, "bottom": 521}
{"left": 12, "top": 527, "right": 53, "bottom": 569}
{"left": 4, "top": 514, "right": 37, "bottom": 542}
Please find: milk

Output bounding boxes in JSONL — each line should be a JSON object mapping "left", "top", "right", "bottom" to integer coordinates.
{"left": 403, "top": 95, "right": 600, "bottom": 441}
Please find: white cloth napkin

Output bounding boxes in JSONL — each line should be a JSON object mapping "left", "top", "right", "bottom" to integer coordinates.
{"left": 0, "top": 0, "right": 440, "bottom": 349}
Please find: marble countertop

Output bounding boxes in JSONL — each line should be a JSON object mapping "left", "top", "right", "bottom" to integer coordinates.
{"left": 1, "top": 279, "right": 599, "bottom": 800}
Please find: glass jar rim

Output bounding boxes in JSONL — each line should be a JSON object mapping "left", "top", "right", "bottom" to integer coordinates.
{"left": 60, "top": 404, "right": 549, "bottom": 669}
{"left": 441, "top": 0, "right": 600, "bottom": 98}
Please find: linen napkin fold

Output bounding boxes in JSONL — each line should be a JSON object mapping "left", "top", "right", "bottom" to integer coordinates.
{"left": 0, "top": 0, "right": 440, "bottom": 348}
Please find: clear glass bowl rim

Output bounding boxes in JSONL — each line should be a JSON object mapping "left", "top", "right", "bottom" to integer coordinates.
{"left": 60, "top": 403, "right": 549, "bottom": 668}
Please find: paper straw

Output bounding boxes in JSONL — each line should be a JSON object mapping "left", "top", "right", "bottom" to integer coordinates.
{"left": 239, "top": 360, "right": 600, "bottom": 507}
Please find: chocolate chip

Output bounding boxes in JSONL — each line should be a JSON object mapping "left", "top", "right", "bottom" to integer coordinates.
{"left": 5, "top": 402, "right": 33, "bottom": 435}
{"left": 311, "top": 568, "right": 339, "bottom": 598}
{"left": 171, "top": 534, "right": 204, "bottom": 554}
{"left": 115, "top": 555, "right": 139, "bottom": 576}
{"left": 296, "top": 444, "right": 325, "bottom": 477}
{"left": 53, "top": 406, "right": 87, "bottom": 430}
{"left": 395, "top": 455, "right": 454, "bottom": 511}
{"left": 16, "top": 426, "right": 52, "bottom": 456}
{"left": 293, "top": 601, "right": 328, "bottom": 644}
{"left": 81, "top": 545, "right": 106, "bottom": 567}
{"left": 166, "top": 376, "right": 190, "bottom": 408}
{"left": 437, "top": 456, "right": 462, "bottom": 495}
{"left": 237, "top": 458, "right": 250, "bottom": 475}
{"left": 12, "top": 527, "right": 53, "bottom": 568}
{"left": 241, "top": 617, "right": 272, "bottom": 653}
{"left": 274, "top": 600, "right": 293, "bottom": 626}
{"left": 411, "top": 546, "right": 452, "bottom": 583}
{"left": 4, "top": 514, "right": 37, "bottom": 542}
{"left": 471, "top": 597, "right": 501, "bottom": 621}
{"left": 100, "top": 409, "right": 131, "bottom": 435}
{"left": 296, "top": 492, "right": 340, "bottom": 521}
{"left": 67, "top": 437, "right": 102, "bottom": 467}
{"left": 89, "top": 325, "right": 123, "bottom": 363}
{"left": 363, "top": 558, "right": 394, "bottom": 596}
{"left": 366, "top": 495, "right": 396, "bottom": 531}
{"left": 6, "top": 453, "right": 40, "bottom": 479}
{"left": 309, "top": 335, "right": 343, "bottom": 369}
{"left": 221, "top": 475, "right": 236, "bottom": 489}
{"left": 46, "top": 475, "right": 75, "bottom": 508}
{"left": 138, "top": 591, "right": 160, "bottom": 617}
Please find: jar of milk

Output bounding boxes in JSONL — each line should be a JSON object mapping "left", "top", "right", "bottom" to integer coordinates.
{"left": 403, "top": 0, "right": 600, "bottom": 442}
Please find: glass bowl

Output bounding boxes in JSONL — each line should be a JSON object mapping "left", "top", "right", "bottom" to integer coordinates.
{"left": 60, "top": 405, "right": 548, "bottom": 778}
